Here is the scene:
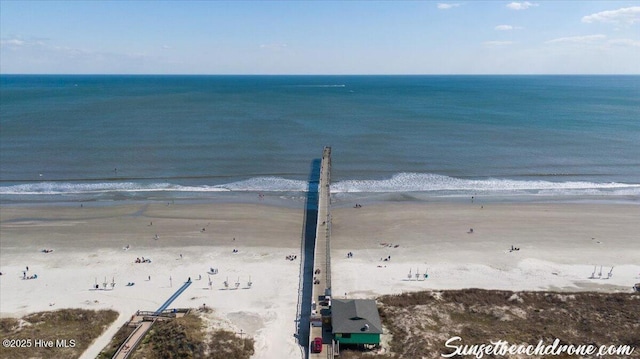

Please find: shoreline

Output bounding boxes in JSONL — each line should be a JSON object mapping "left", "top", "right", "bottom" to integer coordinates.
{"left": 2, "top": 188, "right": 639, "bottom": 210}
{"left": 1, "top": 200, "right": 639, "bottom": 358}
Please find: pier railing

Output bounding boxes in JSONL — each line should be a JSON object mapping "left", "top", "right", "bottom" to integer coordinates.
{"left": 323, "top": 148, "right": 332, "bottom": 290}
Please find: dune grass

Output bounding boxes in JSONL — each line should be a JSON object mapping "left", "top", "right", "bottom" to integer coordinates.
{"left": 340, "top": 289, "right": 639, "bottom": 359}
{"left": 0, "top": 309, "right": 118, "bottom": 359}
{"left": 99, "top": 311, "right": 254, "bottom": 359}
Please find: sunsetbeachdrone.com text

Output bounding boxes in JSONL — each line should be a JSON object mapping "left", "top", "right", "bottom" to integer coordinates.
{"left": 442, "top": 336, "right": 636, "bottom": 358}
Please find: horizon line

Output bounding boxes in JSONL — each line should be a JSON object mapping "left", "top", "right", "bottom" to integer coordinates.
{"left": 2, "top": 73, "right": 639, "bottom": 76}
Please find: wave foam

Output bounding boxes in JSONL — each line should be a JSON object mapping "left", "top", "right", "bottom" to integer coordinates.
{"left": 0, "top": 182, "right": 230, "bottom": 195}
{"left": 0, "top": 177, "right": 308, "bottom": 195}
{"left": 1, "top": 173, "right": 638, "bottom": 197}
{"left": 332, "top": 173, "right": 640, "bottom": 194}
{"left": 219, "top": 177, "right": 308, "bottom": 192}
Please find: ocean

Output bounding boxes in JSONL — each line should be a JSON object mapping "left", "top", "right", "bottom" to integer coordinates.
{"left": 1, "top": 75, "right": 639, "bottom": 206}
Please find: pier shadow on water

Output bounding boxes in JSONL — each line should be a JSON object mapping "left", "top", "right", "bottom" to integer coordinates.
{"left": 296, "top": 158, "right": 320, "bottom": 350}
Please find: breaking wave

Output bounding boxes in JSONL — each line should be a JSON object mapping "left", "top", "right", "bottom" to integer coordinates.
{"left": 331, "top": 173, "right": 640, "bottom": 195}
{"left": 1, "top": 173, "right": 638, "bottom": 198}
{"left": 0, "top": 182, "right": 229, "bottom": 195}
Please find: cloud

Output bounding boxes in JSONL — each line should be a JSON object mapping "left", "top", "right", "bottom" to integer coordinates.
{"left": 1, "top": 38, "right": 25, "bottom": 46}
{"left": 437, "top": 3, "right": 460, "bottom": 10}
{"left": 494, "top": 25, "right": 523, "bottom": 31}
{"left": 581, "top": 6, "right": 640, "bottom": 26}
{"left": 506, "top": 2, "right": 538, "bottom": 10}
{"left": 483, "top": 40, "right": 515, "bottom": 46}
{"left": 1, "top": 37, "right": 52, "bottom": 49}
{"left": 545, "top": 34, "right": 606, "bottom": 44}
{"left": 162, "top": 45, "right": 170, "bottom": 50}
{"left": 259, "top": 43, "right": 288, "bottom": 50}
{"left": 608, "top": 38, "right": 640, "bottom": 47}
{"left": 544, "top": 34, "right": 640, "bottom": 51}
{"left": 495, "top": 25, "right": 513, "bottom": 31}
{"left": 1, "top": 35, "right": 165, "bottom": 73}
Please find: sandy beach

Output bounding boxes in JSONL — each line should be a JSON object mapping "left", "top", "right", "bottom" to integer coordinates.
{"left": 1, "top": 200, "right": 639, "bottom": 358}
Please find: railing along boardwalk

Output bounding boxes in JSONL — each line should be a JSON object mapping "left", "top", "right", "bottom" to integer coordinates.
{"left": 112, "top": 321, "right": 154, "bottom": 359}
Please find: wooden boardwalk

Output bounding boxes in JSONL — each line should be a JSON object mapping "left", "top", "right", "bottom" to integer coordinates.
{"left": 112, "top": 321, "right": 154, "bottom": 359}
{"left": 111, "top": 281, "right": 192, "bottom": 359}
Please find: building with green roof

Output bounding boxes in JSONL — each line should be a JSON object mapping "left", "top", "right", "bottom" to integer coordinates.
{"left": 331, "top": 299, "right": 382, "bottom": 345}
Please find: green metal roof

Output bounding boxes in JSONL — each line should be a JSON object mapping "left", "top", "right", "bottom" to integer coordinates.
{"left": 331, "top": 299, "right": 383, "bottom": 334}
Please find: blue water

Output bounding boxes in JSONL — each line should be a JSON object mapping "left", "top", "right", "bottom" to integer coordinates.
{"left": 1, "top": 75, "right": 639, "bottom": 204}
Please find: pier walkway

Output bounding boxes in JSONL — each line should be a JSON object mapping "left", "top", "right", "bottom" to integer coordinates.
{"left": 309, "top": 147, "right": 333, "bottom": 358}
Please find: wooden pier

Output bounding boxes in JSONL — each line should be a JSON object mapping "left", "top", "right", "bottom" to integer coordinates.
{"left": 309, "top": 146, "right": 333, "bottom": 358}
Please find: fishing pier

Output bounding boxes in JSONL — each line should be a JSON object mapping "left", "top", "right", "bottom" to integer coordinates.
{"left": 308, "top": 146, "right": 334, "bottom": 358}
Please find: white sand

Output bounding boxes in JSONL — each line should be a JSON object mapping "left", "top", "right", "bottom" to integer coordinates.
{"left": 1, "top": 201, "right": 639, "bottom": 358}
{"left": 0, "top": 203, "right": 305, "bottom": 359}
{"left": 330, "top": 202, "right": 640, "bottom": 297}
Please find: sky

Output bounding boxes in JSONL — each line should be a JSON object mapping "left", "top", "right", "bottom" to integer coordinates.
{"left": 1, "top": 1, "right": 639, "bottom": 74}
